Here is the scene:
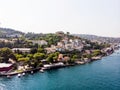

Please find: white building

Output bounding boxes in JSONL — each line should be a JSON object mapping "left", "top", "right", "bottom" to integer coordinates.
{"left": 32, "top": 40, "right": 48, "bottom": 45}
{"left": 12, "top": 48, "right": 31, "bottom": 53}
{"left": 0, "top": 63, "right": 13, "bottom": 72}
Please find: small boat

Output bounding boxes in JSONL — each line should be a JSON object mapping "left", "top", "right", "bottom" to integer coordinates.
{"left": 40, "top": 69, "right": 44, "bottom": 73}
{"left": 22, "top": 73, "right": 25, "bottom": 76}
{"left": 31, "top": 71, "right": 33, "bottom": 74}
{"left": 7, "top": 75, "right": 10, "bottom": 78}
{"left": 18, "top": 74, "right": 21, "bottom": 77}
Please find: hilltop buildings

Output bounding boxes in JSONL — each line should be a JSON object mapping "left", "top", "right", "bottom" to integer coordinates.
{"left": 45, "top": 38, "right": 84, "bottom": 53}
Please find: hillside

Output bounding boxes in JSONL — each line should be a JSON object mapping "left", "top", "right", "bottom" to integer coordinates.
{"left": 73, "top": 34, "right": 120, "bottom": 43}
{"left": 0, "top": 27, "right": 24, "bottom": 38}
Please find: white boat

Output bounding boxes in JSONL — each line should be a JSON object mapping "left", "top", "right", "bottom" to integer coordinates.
{"left": 7, "top": 75, "right": 10, "bottom": 78}
{"left": 22, "top": 73, "right": 25, "bottom": 76}
{"left": 18, "top": 74, "right": 21, "bottom": 77}
{"left": 40, "top": 69, "right": 44, "bottom": 73}
{"left": 31, "top": 71, "right": 33, "bottom": 74}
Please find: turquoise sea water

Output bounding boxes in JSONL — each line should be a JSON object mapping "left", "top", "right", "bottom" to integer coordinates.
{"left": 0, "top": 49, "right": 120, "bottom": 90}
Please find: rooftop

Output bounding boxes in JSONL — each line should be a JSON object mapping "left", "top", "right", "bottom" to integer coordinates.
{"left": 0, "top": 63, "right": 12, "bottom": 68}
{"left": 12, "top": 48, "right": 31, "bottom": 51}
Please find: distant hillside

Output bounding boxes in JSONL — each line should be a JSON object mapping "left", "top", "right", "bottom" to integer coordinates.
{"left": 0, "top": 27, "right": 24, "bottom": 38}
{"left": 73, "top": 34, "right": 120, "bottom": 43}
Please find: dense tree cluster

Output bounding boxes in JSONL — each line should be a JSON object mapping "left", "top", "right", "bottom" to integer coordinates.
{"left": 0, "top": 48, "right": 15, "bottom": 63}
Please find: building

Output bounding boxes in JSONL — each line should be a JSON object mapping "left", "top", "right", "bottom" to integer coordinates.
{"left": 55, "top": 31, "right": 65, "bottom": 36}
{"left": 12, "top": 48, "right": 31, "bottom": 53}
{"left": 43, "top": 62, "right": 65, "bottom": 69}
{"left": 31, "top": 40, "right": 48, "bottom": 46}
{"left": 0, "top": 63, "right": 13, "bottom": 72}
{"left": 45, "top": 47, "right": 56, "bottom": 53}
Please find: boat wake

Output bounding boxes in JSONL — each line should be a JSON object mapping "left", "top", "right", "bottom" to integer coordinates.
{"left": 0, "top": 84, "right": 6, "bottom": 90}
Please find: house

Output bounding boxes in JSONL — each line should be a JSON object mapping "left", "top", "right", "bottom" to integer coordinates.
{"left": 85, "top": 50, "right": 91, "bottom": 54}
{"left": 62, "top": 39, "right": 68, "bottom": 44}
{"left": 55, "top": 31, "right": 64, "bottom": 36}
{"left": 0, "top": 38, "right": 15, "bottom": 43}
{"left": 12, "top": 48, "right": 31, "bottom": 53}
{"left": 58, "top": 54, "right": 64, "bottom": 61}
{"left": 63, "top": 56, "right": 70, "bottom": 62}
{"left": 57, "top": 42, "right": 65, "bottom": 47}
{"left": 65, "top": 44, "right": 74, "bottom": 51}
{"left": 31, "top": 40, "right": 48, "bottom": 46}
{"left": 75, "top": 46, "right": 83, "bottom": 51}
{"left": 0, "top": 63, "right": 13, "bottom": 72}
{"left": 56, "top": 46, "right": 65, "bottom": 52}
{"left": 45, "top": 47, "right": 56, "bottom": 53}
{"left": 43, "top": 62, "right": 65, "bottom": 69}
{"left": 0, "top": 38, "right": 8, "bottom": 42}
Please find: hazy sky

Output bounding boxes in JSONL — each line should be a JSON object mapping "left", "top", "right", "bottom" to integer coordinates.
{"left": 0, "top": 0, "right": 120, "bottom": 37}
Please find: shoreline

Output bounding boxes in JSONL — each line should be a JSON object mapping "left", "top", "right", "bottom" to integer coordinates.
{"left": 0, "top": 48, "right": 117, "bottom": 77}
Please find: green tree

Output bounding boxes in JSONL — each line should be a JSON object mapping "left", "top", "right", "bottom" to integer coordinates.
{"left": 27, "top": 54, "right": 33, "bottom": 60}
{"left": 47, "top": 52, "right": 59, "bottom": 63}
{"left": 0, "top": 48, "right": 15, "bottom": 63}
{"left": 15, "top": 54, "right": 23, "bottom": 60}
{"left": 92, "top": 50, "right": 101, "bottom": 57}
{"left": 47, "top": 54, "right": 54, "bottom": 63}
{"left": 86, "top": 54, "right": 92, "bottom": 59}
{"left": 33, "top": 53, "right": 45, "bottom": 60}
{"left": 18, "top": 57, "right": 29, "bottom": 62}
{"left": 72, "top": 55, "right": 77, "bottom": 61}
{"left": 30, "top": 48, "right": 37, "bottom": 54}
{"left": 37, "top": 48, "right": 44, "bottom": 53}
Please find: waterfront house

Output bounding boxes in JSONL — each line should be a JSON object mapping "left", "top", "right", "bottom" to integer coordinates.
{"left": 63, "top": 56, "right": 70, "bottom": 62}
{"left": 43, "top": 62, "right": 65, "bottom": 69}
{"left": 0, "top": 63, "right": 13, "bottom": 72}
{"left": 58, "top": 54, "right": 64, "bottom": 61}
